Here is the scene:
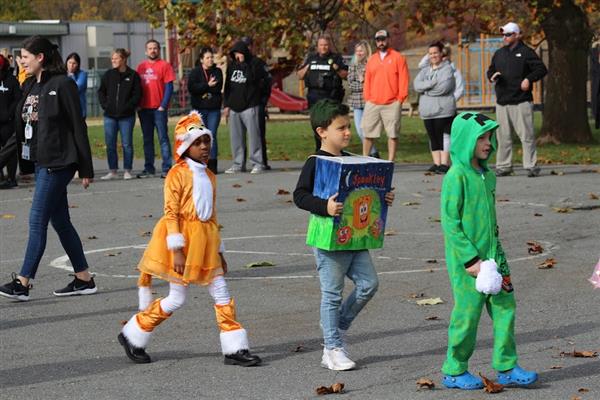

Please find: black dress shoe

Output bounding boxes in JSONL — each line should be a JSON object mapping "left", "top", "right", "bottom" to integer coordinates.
{"left": 118, "top": 333, "right": 152, "bottom": 363}
{"left": 224, "top": 349, "right": 262, "bottom": 366}
{"left": 0, "top": 179, "right": 17, "bottom": 189}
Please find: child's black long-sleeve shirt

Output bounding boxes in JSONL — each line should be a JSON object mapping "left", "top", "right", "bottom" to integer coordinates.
{"left": 293, "top": 150, "right": 350, "bottom": 216}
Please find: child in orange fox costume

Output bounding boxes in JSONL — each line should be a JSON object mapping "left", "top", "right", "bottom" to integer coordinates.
{"left": 118, "top": 111, "right": 261, "bottom": 366}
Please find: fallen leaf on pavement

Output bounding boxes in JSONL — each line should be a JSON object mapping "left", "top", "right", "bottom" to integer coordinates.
{"left": 416, "top": 378, "right": 435, "bottom": 389}
{"left": 218, "top": 224, "right": 224, "bottom": 230}
{"left": 276, "top": 189, "right": 290, "bottom": 195}
{"left": 550, "top": 170, "right": 565, "bottom": 176}
{"left": 106, "top": 252, "right": 121, "bottom": 257}
{"left": 571, "top": 396, "right": 581, "bottom": 400}
{"left": 553, "top": 207, "right": 572, "bottom": 213}
{"left": 384, "top": 229, "right": 397, "bottom": 236}
{"left": 426, "top": 259, "right": 438, "bottom": 264}
{"left": 497, "top": 198, "right": 510, "bottom": 202}
{"left": 68, "top": 204, "right": 78, "bottom": 208}
{"left": 232, "top": 184, "right": 242, "bottom": 188}
{"left": 292, "top": 345, "right": 304, "bottom": 352}
{"left": 589, "top": 193, "right": 599, "bottom": 200}
{"left": 538, "top": 258, "right": 556, "bottom": 269}
{"left": 285, "top": 199, "right": 293, "bottom": 203}
{"left": 416, "top": 297, "right": 444, "bottom": 306}
{"left": 409, "top": 293, "right": 425, "bottom": 298}
{"left": 402, "top": 201, "right": 421, "bottom": 206}
{"left": 527, "top": 241, "right": 544, "bottom": 255}
{"left": 428, "top": 216, "right": 441, "bottom": 223}
{"left": 316, "top": 382, "right": 344, "bottom": 395}
{"left": 578, "top": 388, "right": 589, "bottom": 393}
{"left": 236, "top": 198, "right": 246, "bottom": 202}
{"left": 140, "top": 231, "right": 152, "bottom": 237}
{"left": 534, "top": 213, "right": 543, "bottom": 217}
{"left": 87, "top": 235, "right": 98, "bottom": 240}
{"left": 550, "top": 365, "right": 562, "bottom": 369}
{"left": 425, "top": 316, "right": 440, "bottom": 321}
{"left": 246, "top": 180, "right": 253, "bottom": 184}
{"left": 1, "top": 214, "right": 16, "bottom": 219}
{"left": 480, "top": 374, "right": 504, "bottom": 393}
{"left": 560, "top": 350, "right": 598, "bottom": 358}
{"left": 424, "top": 171, "right": 435, "bottom": 176}
{"left": 245, "top": 261, "right": 275, "bottom": 268}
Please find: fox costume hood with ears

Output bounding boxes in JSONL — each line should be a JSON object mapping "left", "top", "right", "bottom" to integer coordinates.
{"left": 173, "top": 110, "right": 213, "bottom": 162}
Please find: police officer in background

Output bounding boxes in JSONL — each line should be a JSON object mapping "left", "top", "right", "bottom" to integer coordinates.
{"left": 297, "top": 34, "right": 348, "bottom": 149}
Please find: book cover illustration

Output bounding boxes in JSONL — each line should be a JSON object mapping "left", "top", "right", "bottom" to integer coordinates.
{"left": 306, "top": 155, "right": 394, "bottom": 250}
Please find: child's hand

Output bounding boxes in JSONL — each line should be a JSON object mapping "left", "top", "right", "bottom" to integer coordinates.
{"left": 173, "top": 250, "right": 186, "bottom": 275}
{"left": 327, "top": 193, "right": 343, "bottom": 217}
{"left": 220, "top": 253, "right": 228, "bottom": 275}
{"left": 466, "top": 260, "right": 481, "bottom": 277}
{"left": 384, "top": 188, "right": 395, "bottom": 206}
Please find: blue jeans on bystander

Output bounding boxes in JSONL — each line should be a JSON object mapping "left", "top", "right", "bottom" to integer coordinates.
{"left": 104, "top": 115, "right": 135, "bottom": 171}
{"left": 138, "top": 108, "right": 172, "bottom": 174}
{"left": 196, "top": 108, "right": 221, "bottom": 160}
{"left": 20, "top": 165, "right": 89, "bottom": 279}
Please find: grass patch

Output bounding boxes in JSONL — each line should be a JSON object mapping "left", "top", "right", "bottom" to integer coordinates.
{"left": 86, "top": 113, "right": 600, "bottom": 165}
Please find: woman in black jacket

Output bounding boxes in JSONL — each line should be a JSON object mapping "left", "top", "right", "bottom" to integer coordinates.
{"left": 187, "top": 47, "right": 223, "bottom": 173}
{"left": 97, "top": 48, "right": 142, "bottom": 180}
{"left": 0, "top": 36, "right": 97, "bottom": 301}
{"left": 0, "top": 54, "right": 22, "bottom": 189}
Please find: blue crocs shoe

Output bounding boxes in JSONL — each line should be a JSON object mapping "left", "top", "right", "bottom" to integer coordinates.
{"left": 496, "top": 365, "right": 538, "bottom": 386}
{"left": 442, "top": 371, "right": 484, "bottom": 390}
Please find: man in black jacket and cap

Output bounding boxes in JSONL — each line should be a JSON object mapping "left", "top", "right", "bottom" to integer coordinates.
{"left": 487, "top": 22, "right": 547, "bottom": 178}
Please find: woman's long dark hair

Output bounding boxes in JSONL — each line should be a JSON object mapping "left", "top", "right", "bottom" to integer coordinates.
{"left": 21, "top": 35, "right": 66, "bottom": 75}
{"left": 65, "top": 52, "right": 81, "bottom": 73}
{"left": 195, "top": 47, "right": 214, "bottom": 67}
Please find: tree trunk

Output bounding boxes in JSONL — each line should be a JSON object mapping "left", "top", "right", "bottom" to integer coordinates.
{"left": 538, "top": 0, "right": 593, "bottom": 143}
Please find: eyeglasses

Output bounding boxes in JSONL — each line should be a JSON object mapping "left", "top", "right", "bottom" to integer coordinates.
{"left": 375, "top": 37, "right": 387, "bottom": 42}
{"left": 503, "top": 33, "right": 515, "bottom": 37}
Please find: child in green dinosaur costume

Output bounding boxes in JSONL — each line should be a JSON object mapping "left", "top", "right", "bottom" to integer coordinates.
{"left": 440, "top": 112, "right": 538, "bottom": 390}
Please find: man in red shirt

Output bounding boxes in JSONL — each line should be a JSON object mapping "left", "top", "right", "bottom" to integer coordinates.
{"left": 362, "top": 30, "right": 409, "bottom": 161}
{"left": 136, "top": 39, "right": 175, "bottom": 178}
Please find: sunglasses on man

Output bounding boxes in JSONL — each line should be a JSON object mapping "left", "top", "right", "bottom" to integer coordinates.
{"left": 503, "top": 32, "right": 515, "bottom": 37}
{"left": 375, "top": 37, "right": 387, "bottom": 42}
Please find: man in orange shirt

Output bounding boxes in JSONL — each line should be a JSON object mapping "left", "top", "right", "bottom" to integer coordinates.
{"left": 362, "top": 30, "right": 409, "bottom": 161}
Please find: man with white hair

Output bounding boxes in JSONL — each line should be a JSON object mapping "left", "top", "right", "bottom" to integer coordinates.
{"left": 487, "top": 22, "right": 547, "bottom": 177}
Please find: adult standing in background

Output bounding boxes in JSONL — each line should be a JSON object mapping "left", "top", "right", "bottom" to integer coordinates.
{"left": 66, "top": 52, "right": 88, "bottom": 120}
{"left": 347, "top": 40, "right": 378, "bottom": 157}
{"left": 414, "top": 42, "right": 456, "bottom": 174}
{"left": 241, "top": 36, "right": 272, "bottom": 170}
{"left": 223, "top": 40, "right": 269, "bottom": 174}
{"left": 98, "top": 48, "right": 142, "bottom": 180}
{"left": 0, "top": 54, "right": 22, "bottom": 189}
{"left": 188, "top": 46, "right": 223, "bottom": 174}
{"left": 136, "top": 39, "right": 175, "bottom": 179}
{"left": 362, "top": 29, "right": 409, "bottom": 161}
{"left": 0, "top": 36, "right": 96, "bottom": 301}
{"left": 591, "top": 40, "right": 600, "bottom": 129}
{"left": 297, "top": 35, "right": 348, "bottom": 149}
{"left": 487, "top": 22, "right": 547, "bottom": 177}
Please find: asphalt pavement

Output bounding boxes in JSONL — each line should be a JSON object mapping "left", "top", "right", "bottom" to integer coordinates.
{"left": 1, "top": 159, "right": 599, "bottom": 399}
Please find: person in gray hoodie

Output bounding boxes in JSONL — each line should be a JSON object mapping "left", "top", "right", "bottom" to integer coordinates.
{"left": 414, "top": 41, "right": 456, "bottom": 174}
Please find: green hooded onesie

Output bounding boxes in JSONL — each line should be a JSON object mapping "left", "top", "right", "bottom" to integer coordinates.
{"left": 440, "top": 112, "right": 517, "bottom": 376}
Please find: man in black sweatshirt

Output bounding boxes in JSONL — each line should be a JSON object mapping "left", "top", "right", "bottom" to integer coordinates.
{"left": 223, "top": 41, "right": 269, "bottom": 174}
{"left": 487, "top": 22, "right": 547, "bottom": 178}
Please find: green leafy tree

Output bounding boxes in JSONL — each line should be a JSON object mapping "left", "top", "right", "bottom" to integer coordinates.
{"left": 0, "top": 0, "right": 38, "bottom": 20}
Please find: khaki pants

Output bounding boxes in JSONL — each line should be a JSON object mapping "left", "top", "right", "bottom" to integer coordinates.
{"left": 361, "top": 101, "right": 401, "bottom": 139}
{"left": 495, "top": 102, "right": 537, "bottom": 170}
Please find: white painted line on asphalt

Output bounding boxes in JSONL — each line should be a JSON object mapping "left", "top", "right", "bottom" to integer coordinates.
{"left": 48, "top": 238, "right": 557, "bottom": 281}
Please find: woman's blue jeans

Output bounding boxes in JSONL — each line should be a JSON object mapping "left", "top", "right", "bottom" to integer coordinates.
{"left": 19, "top": 165, "right": 89, "bottom": 279}
{"left": 104, "top": 115, "right": 135, "bottom": 170}
{"left": 196, "top": 108, "right": 221, "bottom": 159}
{"left": 313, "top": 248, "right": 379, "bottom": 349}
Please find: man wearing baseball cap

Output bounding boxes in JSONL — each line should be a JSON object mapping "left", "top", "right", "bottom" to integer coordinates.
{"left": 361, "top": 29, "right": 409, "bottom": 161}
{"left": 487, "top": 22, "right": 547, "bottom": 177}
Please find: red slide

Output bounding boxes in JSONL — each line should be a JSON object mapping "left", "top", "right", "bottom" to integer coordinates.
{"left": 268, "top": 87, "right": 308, "bottom": 112}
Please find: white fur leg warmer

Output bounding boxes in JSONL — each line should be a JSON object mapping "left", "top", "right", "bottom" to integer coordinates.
{"left": 122, "top": 315, "right": 152, "bottom": 349}
{"left": 208, "top": 275, "right": 231, "bottom": 305}
{"left": 160, "top": 283, "right": 187, "bottom": 313}
{"left": 138, "top": 286, "right": 153, "bottom": 311}
{"left": 475, "top": 259, "right": 503, "bottom": 295}
{"left": 220, "top": 328, "right": 250, "bottom": 355}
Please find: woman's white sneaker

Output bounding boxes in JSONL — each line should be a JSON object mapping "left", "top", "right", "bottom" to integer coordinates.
{"left": 101, "top": 172, "right": 118, "bottom": 180}
{"left": 123, "top": 171, "right": 133, "bottom": 180}
{"left": 321, "top": 348, "right": 356, "bottom": 371}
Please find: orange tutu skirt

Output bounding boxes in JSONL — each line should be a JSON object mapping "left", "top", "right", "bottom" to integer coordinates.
{"left": 137, "top": 217, "right": 223, "bottom": 285}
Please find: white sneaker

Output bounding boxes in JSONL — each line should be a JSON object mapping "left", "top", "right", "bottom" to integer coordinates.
{"left": 123, "top": 171, "right": 133, "bottom": 180}
{"left": 224, "top": 166, "right": 242, "bottom": 174}
{"left": 321, "top": 348, "right": 356, "bottom": 371}
{"left": 250, "top": 165, "right": 264, "bottom": 174}
{"left": 100, "top": 172, "right": 118, "bottom": 180}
